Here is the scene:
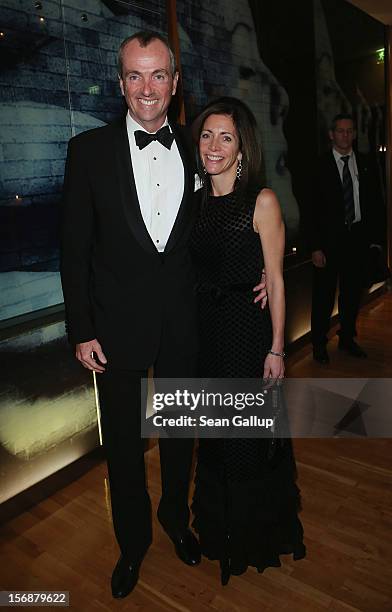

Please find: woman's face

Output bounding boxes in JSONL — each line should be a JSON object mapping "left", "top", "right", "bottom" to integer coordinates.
{"left": 199, "top": 113, "right": 242, "bottom": 179}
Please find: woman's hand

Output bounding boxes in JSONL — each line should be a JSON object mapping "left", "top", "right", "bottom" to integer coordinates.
{"left": 263, "top": 353, "right": 285, "bottom": 380}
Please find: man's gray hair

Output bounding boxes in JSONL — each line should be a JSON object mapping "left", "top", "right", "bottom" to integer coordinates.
{"left": 117, "top": 30, "right": 177, "bottom": 77}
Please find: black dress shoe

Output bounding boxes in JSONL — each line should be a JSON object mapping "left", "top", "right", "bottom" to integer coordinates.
{"left": 111, "top": 555, "right": 142, "bottom": 599}
{"left": 338, "top": 340, "right": 367, "bottom": 358}
{"left": 164, "top": 528, "right": 201, "bottom": 566}
{"left": 313, "top": 345, "right": 329, "bottom": 364}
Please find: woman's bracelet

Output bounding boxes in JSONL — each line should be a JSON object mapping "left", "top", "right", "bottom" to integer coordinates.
{"left": 268, "top": 349, "right": 285, "bottom": 358}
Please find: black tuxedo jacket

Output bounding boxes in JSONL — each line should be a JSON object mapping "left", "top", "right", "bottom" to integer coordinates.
{"left": 61, "top": 117, "right": 199, "bottom": 369}
{"left": 308, "top": 150, "right": 384, "bottom": 255}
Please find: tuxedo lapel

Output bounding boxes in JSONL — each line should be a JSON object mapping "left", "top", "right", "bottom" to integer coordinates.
{"left": 114, "top": 119, "right": 158, "bottom": 255}
{"left": 164, "top": 123, "right": 195, "bottom": 254}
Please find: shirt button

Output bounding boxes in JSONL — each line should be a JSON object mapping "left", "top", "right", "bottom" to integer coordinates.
{"left": 157, "top": 212, "right": 160, "bottom": 216}
{"left": 153, "top": 157, "right": 157, "bottom": 160}
{"left": 157, "top": 183, "right": 160, "bottom": 187}
{"left": 156, "top": 240, "right": 159, "bottom": 243}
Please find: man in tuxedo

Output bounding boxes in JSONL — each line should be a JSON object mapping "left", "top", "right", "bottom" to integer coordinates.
{"left": 309, "top": 113, "right": 384, "bottom": 364}
{"left": 61, "top": 31, "right": 201, "bottom": 598}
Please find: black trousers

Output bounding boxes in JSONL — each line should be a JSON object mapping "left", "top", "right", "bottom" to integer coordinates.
{"left": 96, "top": 331, "right": 198, "bottom": 562}
{"left": 311, "top": 223, "right": 368, "bottom": 347}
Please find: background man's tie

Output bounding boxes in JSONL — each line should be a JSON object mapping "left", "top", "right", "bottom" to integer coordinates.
{"left": 341, "top": 155, "right": 355, "bottom": 228}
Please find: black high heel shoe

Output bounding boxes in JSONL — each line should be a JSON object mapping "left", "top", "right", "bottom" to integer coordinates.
{"left": 220, "top": 557, "right": 230, "bottom": 586}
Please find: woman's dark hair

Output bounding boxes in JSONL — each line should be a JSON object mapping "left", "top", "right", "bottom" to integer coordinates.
{"left": 193, "top": 97, "right": 264, "bottom": 195}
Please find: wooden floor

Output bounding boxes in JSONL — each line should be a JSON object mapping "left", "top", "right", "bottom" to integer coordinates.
{"left": 1, "top": 292, "right": 392, "bottom": 611}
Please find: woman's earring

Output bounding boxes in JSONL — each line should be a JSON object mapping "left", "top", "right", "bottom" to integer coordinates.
{"left": 236, "top": 159, "right": 242, "bottom": 180}
{"left": 202, "top": 165, "right": 207, "bottom": 175}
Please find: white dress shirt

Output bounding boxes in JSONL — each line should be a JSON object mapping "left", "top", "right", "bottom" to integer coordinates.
{"left": 126, "top": 113, "right": 184, "bottom": 252}
{"left": 332, "top": 148, "right": 361, "bottom": 224}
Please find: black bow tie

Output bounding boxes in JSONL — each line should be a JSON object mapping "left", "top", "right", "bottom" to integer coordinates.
{"left": 134, "top": 125, "right": 174, "bottom": 150}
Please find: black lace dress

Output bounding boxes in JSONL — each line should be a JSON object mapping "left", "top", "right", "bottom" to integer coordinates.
{"left": 189, "top": 186, "right": 305, "bottom": 583}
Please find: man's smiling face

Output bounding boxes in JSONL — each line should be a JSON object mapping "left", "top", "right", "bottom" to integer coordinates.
{"left": 119, "top": 38, "right": 178, "bottom": 133}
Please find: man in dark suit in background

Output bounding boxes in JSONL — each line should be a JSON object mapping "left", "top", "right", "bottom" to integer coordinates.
{"left": 309, "top": 113, "right": 384, "bottom": 364}
{"left": 61, "top": 31, "right": 201, "bottom": 598}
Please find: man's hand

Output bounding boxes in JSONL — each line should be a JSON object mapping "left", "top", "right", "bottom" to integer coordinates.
{"left": 312, "top": 250, "right": 326, "bottom": 268}
{"left": 76, "top": 339, "right": 107, "bottom": 373}
{"left": 253, "top": 270, "right": 268, "bottom": 309}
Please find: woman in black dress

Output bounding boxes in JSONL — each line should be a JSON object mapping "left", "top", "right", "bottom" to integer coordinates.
{"left": 190, "top": 98, "right": 305, "bottom": 584}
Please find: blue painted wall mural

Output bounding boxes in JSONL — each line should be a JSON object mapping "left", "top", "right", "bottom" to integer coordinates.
{"left": 0, "top": 0, "right": 305, "bottom": 322}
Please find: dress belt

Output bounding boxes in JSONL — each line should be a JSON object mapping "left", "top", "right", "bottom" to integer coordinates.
{"left": 196, "top": 282, "right": 255, "bottom": 300}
